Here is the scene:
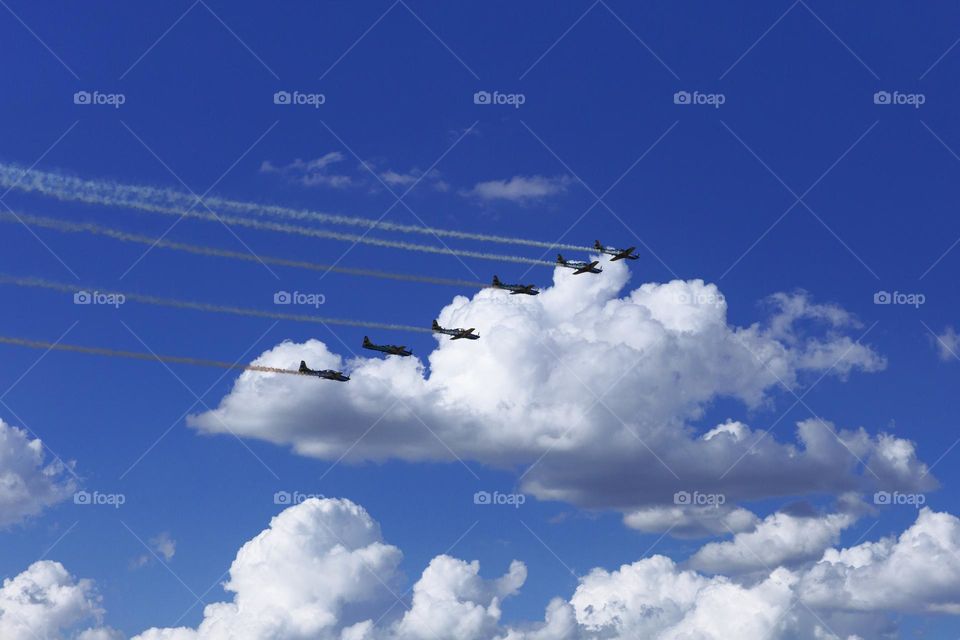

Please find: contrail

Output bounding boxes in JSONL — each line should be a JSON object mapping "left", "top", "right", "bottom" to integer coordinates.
{"left": 0, "top": 274, "right": 433, "bottom": 334}
{"left": 0, "top": 334, "right": 306, "bottom": 377}
{"left": 0, "top": 211, "right": 488, "bottom": 289}
{"left": 0, "top": 164, "right": 578, "bottom": 261}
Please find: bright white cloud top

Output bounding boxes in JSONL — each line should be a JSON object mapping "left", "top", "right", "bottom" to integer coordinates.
{"left": 189, "top": 260, "right": 932, "bottom": 527}
{"left": 7, "top": 497, "right": 957, "bottom": 639}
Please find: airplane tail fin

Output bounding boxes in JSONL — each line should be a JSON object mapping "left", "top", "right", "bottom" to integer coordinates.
{"left": 299, "top": 360, "right": 308, "bottom": 372}
{"left": 594, "top": 240, "right": 602, "bottom": 250}
{"left": 492, "top": 275, "right": 501, "bottom": 285}
{"left": 432, "top": 319, "right": 441, "bottom": 330}
{"left": 557, "top": 253, "right": 564, "bottom": 263}
{"left": 363, "top": 336, "right": 371, "bottom": 346}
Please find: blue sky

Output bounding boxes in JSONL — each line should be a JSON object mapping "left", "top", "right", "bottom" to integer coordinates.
{"left": 1, "top": 2, "right": 960, "bottom": 638}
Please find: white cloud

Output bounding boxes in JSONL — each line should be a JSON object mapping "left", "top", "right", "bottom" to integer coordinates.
{"left": 260, "top": 153, "right": 352, "bottom": 188}
{"left": 0, "top": 560, "right": 108, "bottom": 640}
{"left": 133, "top": 498, "right": 403, "bottom": 640}
{"left": 800, "top": 507, "right": 960, "bottom": 614}
{"left": 12, "top": 499, "right": 960, "bottom": 639}
{"left": 688, "top": 501, "right": 862, "bottom": 574}
{"left": 394, "top": 556, "right": 526, "bottom": 640}
{"left": 0, "top": 418, "right": 76, "bottom": 527}
{"left": 462, "top": 175, "right": 571, "bottom": 202}
{"left": 933, "top": 325, "right": 959, "bottom": 361}
{"left": 623, "top": 503, "right": 759, "bottom": 538}
{"left": 131, "top": 532, "right": 177, "bottom": 569}
{"left": 378, "top": 168, "right": 449, "bottom": 192}
{"left": 188, "top": 262, "right": 923, "bottom": 527}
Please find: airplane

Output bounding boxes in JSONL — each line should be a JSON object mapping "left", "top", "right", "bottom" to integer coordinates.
{"left": 298, "top": 360, "right": 350, "bottom": 382}
{"left": 432, "top": 319, "right": 479, "bottom": 340}
{"left": 491, "top": 275, "right": 539, "bottom": 295}
{"left": 557, "top": 254, "right": 602, "bottom": 275}
{"left": 594, "top": 240, "right": 639, "bottom": 261}
{"left": 362, "top": 336, "right": 413, "bottom": 357}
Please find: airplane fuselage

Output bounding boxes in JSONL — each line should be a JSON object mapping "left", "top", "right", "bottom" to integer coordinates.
{"left": 363, "top": 339, "right": 413, "bottom": 357}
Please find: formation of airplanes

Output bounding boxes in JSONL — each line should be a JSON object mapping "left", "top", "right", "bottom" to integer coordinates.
{"left": 299, "top": 240, "right": 637, "bottom": 381}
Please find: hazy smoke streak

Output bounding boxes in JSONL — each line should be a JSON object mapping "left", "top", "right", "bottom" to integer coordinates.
{"left": 0, "top": 274, "right": 432, "bottom": 334}
{"left": 0, "top": 164, "right": 568, "bottom": 263}
{"left": 0, "top": 211, "right": 487, "bottom": 289}
{"left": 0, "top": 335, "right": 304, "bottom": 376}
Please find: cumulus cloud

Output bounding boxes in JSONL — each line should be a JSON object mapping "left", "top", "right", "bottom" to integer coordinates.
{"left": 11, "top": 499, "right": 960, "bottom": 639}
{"left": 801, "top": 507, "right": 960, "bottom": 614}
{"left": 0, "top": 418, "right": 76, "bottom": 527}
{"left": 260, "top": 153, "right": 352, "bottom": 188}
{"left": 461, "top": 175, "right": 571, "bottom": 202}
{"left": 688, "top": 498, "right": 864, "bottom": 574}
{"left": 0, "top": 560, "right": 109, "bottom": 640}
{"left": 188, "top": 262, "right": 925, "bottom": 529}
{"left": 134, "top": 498, "right": 403, "bottom": 640}
{"left": 394, "top": 556, "right": 526, "bottom": 640}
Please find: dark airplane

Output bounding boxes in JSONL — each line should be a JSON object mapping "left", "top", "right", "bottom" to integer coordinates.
{"left": 299, "top": 360, "right": 350, "bottom": 382}
{"left": 557, "top": 254, "right": 602, "bottom": 275}
{"left": 594, "top": 240, "right": 639, "bottom": 261}
{"left": 491, "top": 275, "right": 539, "bottom": 295}
{"left": 432, "top": 320, "right": 479, "bottom": 340}
{"left": 362, "top": 336, "right": 413, "bottom": 357}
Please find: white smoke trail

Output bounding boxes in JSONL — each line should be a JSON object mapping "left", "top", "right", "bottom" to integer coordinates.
{"left": 0, "top": 334, "right": 305, "bottom": 376}
{"left": 0, "top": 274, "right": 432, "bottom": 334}
{"left": 0, "top": 211, "right": 488, "bottom": 289}
{"left": 0, "top": 164, "right": 582, "bottom": 260}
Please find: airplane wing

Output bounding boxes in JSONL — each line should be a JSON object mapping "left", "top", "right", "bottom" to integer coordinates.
{"left": 574, "top": 261, "right": 599, "bottom": 274}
